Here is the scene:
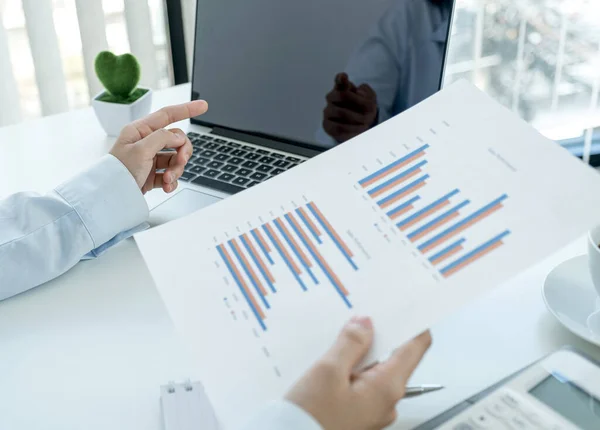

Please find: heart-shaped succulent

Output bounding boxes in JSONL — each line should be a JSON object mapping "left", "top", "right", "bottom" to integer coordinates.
{"left": 95, "top": 51, "right": 141, "bottom": 98}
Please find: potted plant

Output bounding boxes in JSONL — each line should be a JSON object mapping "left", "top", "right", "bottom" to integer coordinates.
{"left": 92, "top": 51, "right": 153, "bottom": 136}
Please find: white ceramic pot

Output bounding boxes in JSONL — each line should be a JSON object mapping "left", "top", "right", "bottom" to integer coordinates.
{"left": 92, "top": 88, "right": 153, "bottom": 137}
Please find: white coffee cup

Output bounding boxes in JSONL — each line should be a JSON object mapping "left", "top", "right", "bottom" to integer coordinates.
{"left": 588, "top": 226, "right": 600, "bottom": 298}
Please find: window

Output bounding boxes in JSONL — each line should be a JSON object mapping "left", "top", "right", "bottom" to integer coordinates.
{"left": 445, "top": 0, "right": 600, "bottom": 163}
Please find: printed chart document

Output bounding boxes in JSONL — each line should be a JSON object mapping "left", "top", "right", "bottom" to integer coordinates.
{"left": 136, "top": 80, "right": 600, "bottom": 429}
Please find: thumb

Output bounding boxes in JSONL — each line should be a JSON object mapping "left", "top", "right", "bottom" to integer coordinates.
{"left": 324, "top": 317, "right": 373, "bottom": 374}
{"left": 137, "top": 128, "right": 186, "bottom": 156}
{"left": 358, "top": 83, "right": 376, "bottom": 100}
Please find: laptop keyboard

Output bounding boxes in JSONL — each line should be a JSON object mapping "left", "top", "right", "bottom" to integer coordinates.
{"left": 181, "top": 132, "right": 306, "bottom": 194}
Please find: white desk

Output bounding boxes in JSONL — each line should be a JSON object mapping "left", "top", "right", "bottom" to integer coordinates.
{"left": 1, "top": 84, "right": 598, "bottom": 430}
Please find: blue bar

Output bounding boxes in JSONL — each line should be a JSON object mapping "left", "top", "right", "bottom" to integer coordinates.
{"left": 440, "top": 230, "right": 511, "bottom": 274}
{"left": 251, "top": 229, "right": 274, "bottom": 264}
{"left": 263, "top": 225, "right": 307, "bottom": 291}
{"left": 428, "top": 238, "right": 466, "bottom": 263}
{"left": 285, "top": 214, "right": 352, "bottom": 308}
{"left": 359, "top": 144, "right": 430, "bottom": 185}
{"left": 296, "top": 208, "right": 322, "bottom": 244}
{"left": 228, "top": 240, "right": 270, "bottom": 309}
{"left": 367, "top": 160, "right": 428, "bottom": 196}
{"left": 376, "top": 175, "right": 430, "bottom": 207}
{"left": 240, "top": 234, "right": 277, "bottom": 293}
{"left": 274, "top": 219, "right": 319, "bottom": 284}
{"left": 397, "top": 189, "right": 460, "bottom": 229}
{"left": 386, "top": 196, "right": 420, "bottom": 218}
{"left": 418, "top": 194, "right": 509, "bottom": 252}
{"left": 307, "top": 203, "right": 358, "bottom": 271}
{"left": 407, "top": 200, "right": 470, "bottom": 240}
{"left": 216, "top": 246, "right": 266, "bottom": 331}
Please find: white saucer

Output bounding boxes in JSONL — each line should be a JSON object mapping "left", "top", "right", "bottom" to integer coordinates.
{"left": 542, "top": 255, "right": 600, "bottom": 346}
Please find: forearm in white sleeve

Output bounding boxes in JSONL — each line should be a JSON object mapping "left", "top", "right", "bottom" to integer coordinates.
{"left": 0, "top": 154, "right": 148, "bottom": 300}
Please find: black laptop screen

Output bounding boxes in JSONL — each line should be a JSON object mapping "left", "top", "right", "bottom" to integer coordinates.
{"left": 191, "top": 0, "right": 454, "bottom": 149}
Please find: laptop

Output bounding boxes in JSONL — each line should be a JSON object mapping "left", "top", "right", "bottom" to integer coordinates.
{"left": 147, "top": 0, "right": 456, "bottom": 225}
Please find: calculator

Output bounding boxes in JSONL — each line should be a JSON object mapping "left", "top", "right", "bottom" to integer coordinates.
{"left": 415, "top": 348, "right": 600, "bottom": 430}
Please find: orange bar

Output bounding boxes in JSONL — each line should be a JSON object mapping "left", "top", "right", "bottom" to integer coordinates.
{"left": 389, "top": 204, "right": 414, "bottom": 220}
{"left": 361, "top": 152, "right": 425, "bottom": 188}
{"left": 265, "top": 223, "right": 302, "bottom": 274}
{"left": 242, "top": 233, "right": 275, "bottom": 283}
{"left": 253, "top": 228, "right": 271, "bottom": 252}
{"left": 288, "top": 213, "right": 349, "bottom": 296}
{"left": 274, "top": 218, "right": 312, "bottom": 267}
{"left": 297, "top": 207, "right": 321, "bottom": 237}
{"left": 430, "top": 245, "right": 464, "bottom": 265}
{"left": 400, "top": 200, "right": 451, "bottom": 231}
{"left": 218, "top": 245, "right": 265, "bottom": 319}
{"left": 230, "top": 239, "right": 267, "bottom": 296}
{"left": 443, "top": 241, "right": 503, "bottom": 277}
{"left": 421, "top": 204, "right": 503, "bottom": 253}
{"left": 379, "top": 181, "right": 427, "bottom": 209}
{"left": 369, "top": 169, "right": 422, "bottom": 198}
{"left": 308, "top": 202, "right": 354, "bottom": 257}
{"left": 409, "top": 212, "right": 459, "bottom": 242}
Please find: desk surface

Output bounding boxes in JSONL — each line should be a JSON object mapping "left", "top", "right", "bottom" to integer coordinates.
{"left": 1, "top": 84, "right": 598, "bottom": 430}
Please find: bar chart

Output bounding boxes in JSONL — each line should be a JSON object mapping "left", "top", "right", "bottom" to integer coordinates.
{"left": 216, "top": 202, "right": 358, "bottom": 331}
{"left": 359, "top": 144, "right": 511, "bottom": 278}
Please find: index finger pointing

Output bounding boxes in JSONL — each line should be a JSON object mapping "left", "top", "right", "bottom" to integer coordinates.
{"left": 131, "top": 100, "right": 208, "bottom": 138}
{"left": 371, "top": 331, "right": 432, "bottom": 399}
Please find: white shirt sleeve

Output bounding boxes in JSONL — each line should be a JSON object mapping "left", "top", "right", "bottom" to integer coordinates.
{"left": 0, "top": 154, "right": 149, "bottom": 300}
{"left": 238, "top": 400, "right": 323, "bottom": 430}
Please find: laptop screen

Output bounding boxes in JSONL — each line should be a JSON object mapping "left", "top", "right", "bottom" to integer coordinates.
{"left": 191, "top": 0, "right": 454, "bottom": 149}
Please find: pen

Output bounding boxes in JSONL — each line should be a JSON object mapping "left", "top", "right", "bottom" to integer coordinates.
{"left": 404, "top": 384, "right": 445, "bottom": 398}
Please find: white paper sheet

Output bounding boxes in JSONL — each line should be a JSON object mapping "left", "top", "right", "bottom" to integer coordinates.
{"left": 136, "top": 80, "right": 600, "bottom": 429}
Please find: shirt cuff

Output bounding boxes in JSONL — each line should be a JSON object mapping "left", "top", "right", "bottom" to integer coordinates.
{"left": 54, "top": 154, "right": 149, "bottom": 248}
{"left": 240, "top": 400, "right": 323, "bottom": 430}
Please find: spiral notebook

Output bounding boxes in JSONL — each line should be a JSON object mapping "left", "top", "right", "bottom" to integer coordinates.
{"left": 160, "top": 380, "right": 220, "bottom": 430}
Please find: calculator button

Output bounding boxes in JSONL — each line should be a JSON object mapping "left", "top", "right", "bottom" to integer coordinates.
{"left": 468, "top": 411, "right": 497, "bottom": 428}
{"left": 231, "top": 149, "right": 247, "bottom": 157}
{"left": 215, "top": 138, "right": 227, "bottom": 143}
{"left": 485, "top": 402, "right": 510, "bottom": 419}
{"left": 204, "top": 142, "right": 220, "bottom": 150}
{"left": 452, "top": 424, "right": 476, "bottom": 430}
{"left": 204, "top": 169, "right": 220, "bottom": 178}
{"left": 271, "top": 168, "right": 285, "bottom": 176}
{"left": 256, "top": 149, "right": 270, "bottom": 154}
{"left": 247, "top": 181, "right": 261, "bottom": 187}
{"left": 271, "top": 153, "right": 285, "bottom": 159}
{"left": 501, "top": 393, "right": 520, "bottom": 409}
{"left": 195, "top": 157, "right": 210, "bottom": 166}
{"left": 200, "top": 150, "right": 217, "bottom": 157}
{"left": 242, "top": 145, "right": 255, "bottom": 151}
{"left": 227, "top": 141, "right": 241, "bottom": 147}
